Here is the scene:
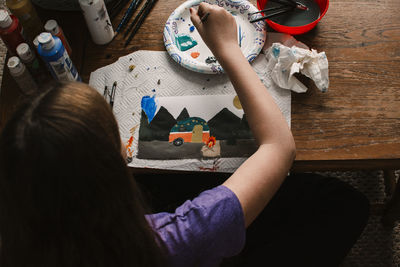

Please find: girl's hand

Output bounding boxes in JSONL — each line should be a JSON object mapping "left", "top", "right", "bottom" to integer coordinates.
{"left": 190, "top": 2, "right": 239, "bottom": 58}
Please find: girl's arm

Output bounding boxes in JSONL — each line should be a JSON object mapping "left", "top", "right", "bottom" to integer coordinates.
{"left": 190, "top": 3, "right": 296, "bottom": 227}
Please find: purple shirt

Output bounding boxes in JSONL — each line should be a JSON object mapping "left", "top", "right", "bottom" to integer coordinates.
{"left": 146, "top": 185, "right": 246, "bottom": 267}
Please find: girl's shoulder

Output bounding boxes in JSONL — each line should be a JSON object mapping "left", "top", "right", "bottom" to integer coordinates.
{"left": 146, "top": 185, "right": 246, "bottom": 267}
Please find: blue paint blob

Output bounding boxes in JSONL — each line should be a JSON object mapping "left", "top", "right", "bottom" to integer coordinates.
{"left": 152, "top": 89, "right": 156, "bottom": 92}
{"left": 141, "top": 95, "right": 157, "bottom": 123}
{"left": 189, "top": 25, "right": 195, "bottom": 32}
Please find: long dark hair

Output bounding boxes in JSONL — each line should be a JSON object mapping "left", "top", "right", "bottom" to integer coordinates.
{"left": 0, "top": 82, "right": 167, "bottom": 267}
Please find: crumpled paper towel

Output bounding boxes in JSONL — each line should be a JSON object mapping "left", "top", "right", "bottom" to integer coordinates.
{"left": 263, "top": 33, "right": 329, "bottom": 93}
{"left": 89, "top": 50, "right": 291, "bottom": 173}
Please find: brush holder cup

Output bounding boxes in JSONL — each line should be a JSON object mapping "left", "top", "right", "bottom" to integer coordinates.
{"left": 257, "top": 0, "right": 329, "bottom": 35}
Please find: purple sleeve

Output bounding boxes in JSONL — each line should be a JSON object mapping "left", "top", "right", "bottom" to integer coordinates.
{"left": 146, "top": 185, "right": 246, "bottom": 267}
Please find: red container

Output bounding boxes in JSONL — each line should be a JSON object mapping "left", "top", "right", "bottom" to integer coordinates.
{"left": 0, "top": 13, "right": 25, "bottom": 56}
{"left": 257, "top": 0, "right": 329, "bottom": 35}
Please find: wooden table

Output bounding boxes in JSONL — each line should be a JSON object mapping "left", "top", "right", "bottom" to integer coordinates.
{"left": 0, "top": 0, "right": 399, "bottom": 224}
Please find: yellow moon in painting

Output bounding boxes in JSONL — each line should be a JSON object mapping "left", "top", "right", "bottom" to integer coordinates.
{"left": 233, "top": 95, "right": 242, "bottom": 110}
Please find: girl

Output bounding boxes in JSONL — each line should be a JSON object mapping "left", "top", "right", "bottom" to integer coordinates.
{"left": 0, "top": 3, "right": 369, "bottom": 267}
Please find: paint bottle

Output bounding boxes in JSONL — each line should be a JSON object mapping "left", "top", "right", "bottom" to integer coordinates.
{"left": 37, "top": 32, "right": 81, "bottom": 82}
{"left": 79, "top": 0, "right": 114, "bottom": 45}
{"left": 0, "top": 9, "right": 25, "bottom": 55}
{"left": 32, "top": 34, "right": 48, "bottom": 66}
{"left": 44, "top": 19, "right": 72, "bottom": 56}
{"left": 16, "top": 42, "right": 49, "bottom": 83}
{"left": 6, "top": 0, "right": 43, "bottom": 43}
{"left": 32, "top": 35, "right": 39, "bottom": 50}
{"left": 7, "top": 56, "right": 38, "bottom": 94}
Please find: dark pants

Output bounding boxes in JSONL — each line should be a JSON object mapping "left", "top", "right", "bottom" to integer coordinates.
{"left": 135, "top": 172, "right": 370, "bottom": 267}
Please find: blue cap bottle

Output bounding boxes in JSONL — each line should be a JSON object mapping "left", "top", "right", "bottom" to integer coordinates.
{"left": 37, "top": 32, "right": 81, "bottom": 82}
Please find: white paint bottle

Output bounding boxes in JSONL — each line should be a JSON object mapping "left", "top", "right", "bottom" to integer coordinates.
{"left": 79, "top": 0, "right": 114, "bottom": 45}
{"left": 16, "top": 43, "right": 49, "bottom": 83}
{"left": 7, "top": 56, "right": 38, "bottom": 94}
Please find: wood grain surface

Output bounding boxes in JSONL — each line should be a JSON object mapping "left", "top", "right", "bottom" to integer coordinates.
{"left": 292, "top": 0, "right": 400, "bottom": 166}
{"left": 0, "top": 0, "right": 399, "bottom": 171}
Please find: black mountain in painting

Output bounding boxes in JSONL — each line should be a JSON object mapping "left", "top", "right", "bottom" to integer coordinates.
{"left": 139, "top": 106, "right": 253, "bottom": 142}
{"left": 139, "top": 107, "right": 176, "bottom": 141}
{"left": 207, "top": 108, "right": 242, "bottom": 144}
{"left": 176, "top": 108, "right": 190, "bottom": 122}
{"left": 236, "top": 114, "right": 253, "bottom": 139}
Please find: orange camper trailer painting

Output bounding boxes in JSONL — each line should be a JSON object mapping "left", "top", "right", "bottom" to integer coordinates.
{"left": 169, "top": 117, "right": 210, "bottom": 146}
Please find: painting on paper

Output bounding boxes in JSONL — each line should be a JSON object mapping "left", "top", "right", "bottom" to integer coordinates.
{"left": 137, "top": 95, "right": 258, "bottom": 160}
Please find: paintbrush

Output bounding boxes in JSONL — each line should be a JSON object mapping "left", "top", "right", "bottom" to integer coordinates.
{"left": 103, "top": 85, "right": 108, "bottom": 98}
{"left": 249, "top": 5, "right": 291, "bottom": 15}
{"left": 115, "top": 0, "right": 141, "bottom": 37}
{"left": 250, "top": 5, "right": 294, "bottom": 23}
{"left": 110, "top": 0, "right": 129, "bottom": 20}
{"left": 285, "top": 0, "right": 308, "bottom": 10}
{"left": 124, "top": 0, "right": 158, "bottom": 47}
{"left": 110, "top": 81, "right": 117, "bottom": 108}
{"left": 270, "top": 0, "right": 308, "bottom": 11}
{"left": 123, "top": 0, "right": 147, "bottom": 38}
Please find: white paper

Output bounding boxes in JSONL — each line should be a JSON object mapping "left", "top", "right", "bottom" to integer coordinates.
{"left": 89, "top": 50, "right": 291, "bottom": 172}
{"left": 154, "top": 95, "right": 244, "bottom": 121}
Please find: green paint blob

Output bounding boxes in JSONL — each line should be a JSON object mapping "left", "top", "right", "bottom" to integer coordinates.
{"left": 175, "top": 34, "right": 198, "bottom": 51}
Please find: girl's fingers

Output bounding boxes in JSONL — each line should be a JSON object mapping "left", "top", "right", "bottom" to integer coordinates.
{"left": 191, "top": 3, "right": 214, "bottom": 31}
{"left": 197, "top": 2, "right": 208, "bottom": 17}
{"left": 190, "top": 7, "right": 202, "bottom": 28}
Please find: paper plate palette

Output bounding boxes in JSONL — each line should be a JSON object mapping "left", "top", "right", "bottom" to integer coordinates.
{"left": 163, "top": 0, "right": 267, "bottom": 74}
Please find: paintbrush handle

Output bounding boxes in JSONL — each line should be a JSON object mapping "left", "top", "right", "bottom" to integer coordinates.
{"left": 270, "top": 0, "right": 296, "bottom": 6}
{"left": 279, "top": 0, "right": 308, "bottom": 10}
{"left": 103, "top": 86, "right": 108, "bottom": 99}
{"left": 116, "top": 0, "right": 138, "bottom": 33}
{"left": 269, "top": 0, "right": 296, "bottom": 7}
{"left": 110, "top": 82, "right": 117, "bottom": 108}
{"left": 110, "top": 0, "right": 129, "bottom": 20}
{"left": 124, "top": 0, "right": 144, "bottom": 31}
{"left": 250, "top": 6, "right": 293, "bottom": 23}
{"left": 284, "top": 0, "right": 299, "bottom": 5}
{"left": 123, "top": 0, "right": 147, "bottom": 38}
{"left": 249, "top": 6, "right": 287, "bottom": 15}
{"left": 270, "top": 0, "right": 308, "bottom": 10}
{"left": 124, "top": 0, "right": 158, "bottom": 47}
